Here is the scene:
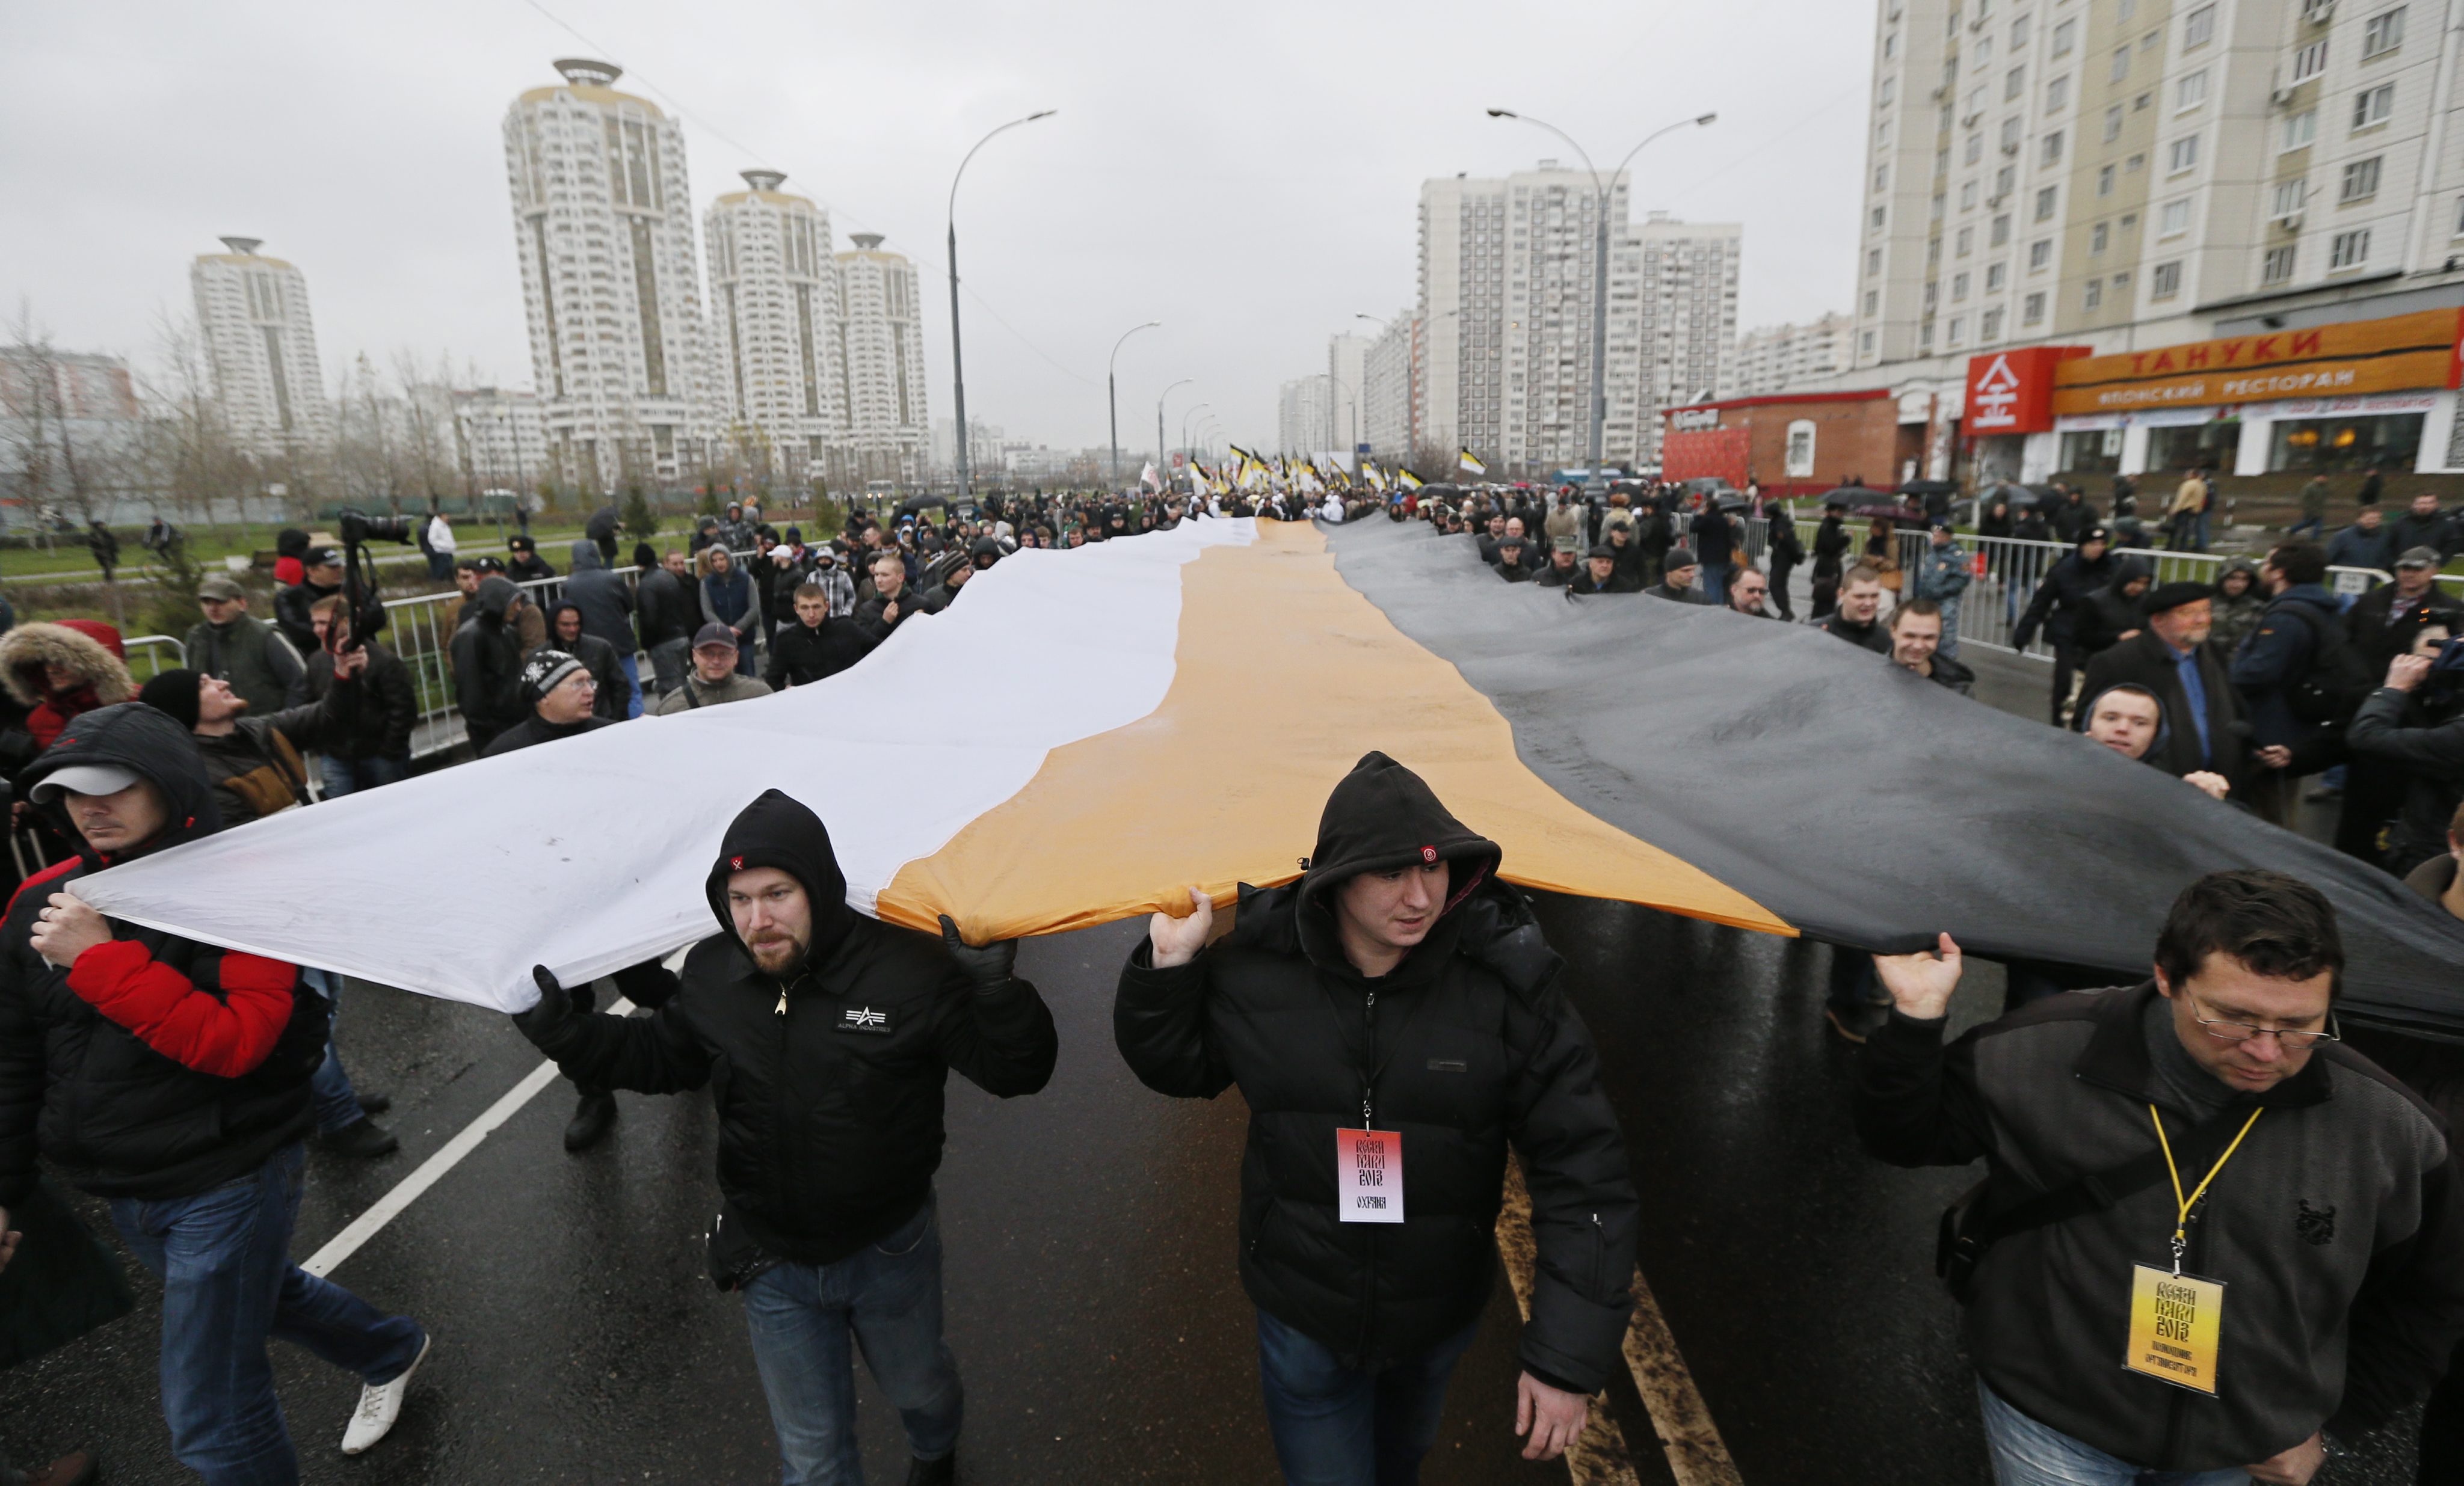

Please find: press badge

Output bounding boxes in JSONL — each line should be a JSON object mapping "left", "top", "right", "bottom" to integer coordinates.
{"left": 1338, "top": 1129, "right": 1403, "bottom": 1223}
{"left": 2124, "top": 1263, "right": 2226, "bottom": 1395}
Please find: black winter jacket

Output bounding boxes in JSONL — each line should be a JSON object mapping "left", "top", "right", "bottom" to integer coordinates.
{"left": 1857, "top": 985, "right": 2464, "bottom": 1469}
{"left": 765, "top": 616, "right": 875, "bottom": 689}
{"left": 1113, "top": 752, "right": 1638, "bottom": 1393}
{"left": 0, "top": 704, "right": 327, "bottom": 1207}
{"left": 2015, "top": 546, "right": 2121, "bottom": 650}
{"left": 522, "top": 790, "right": 1057, "bottom": 1266}
{"left": 635, "top": 567, "right": 697, "bottom": 648}
{"left": 450, "top": 577, "right": 528, "bottom": 752}
{"left": 304, "top": 641, "right": 417, "bottom": 760}
{"left": 2347, "top": 685, "right": 2464, "bottom": 871}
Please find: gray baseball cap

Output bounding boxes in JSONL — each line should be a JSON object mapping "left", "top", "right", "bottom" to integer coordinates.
{"left": 2397, "top": 545, "right": 2441, "bottom": 569}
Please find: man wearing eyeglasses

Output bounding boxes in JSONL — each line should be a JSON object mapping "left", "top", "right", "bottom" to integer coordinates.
{"left": 1853, "top": 870, "right": 2464, "bottom": 1486}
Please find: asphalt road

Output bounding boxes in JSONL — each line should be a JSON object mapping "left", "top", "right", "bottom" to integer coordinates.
{"left": 0, "top": 646, "right": 2431, "bottom": 1485}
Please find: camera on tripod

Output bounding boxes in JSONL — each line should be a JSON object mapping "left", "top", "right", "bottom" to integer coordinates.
{"left": 330, "top": 508, "right": 420, "bottom": 653}
{"left": 338, "top": 510, "right": 416, "bottom": 546}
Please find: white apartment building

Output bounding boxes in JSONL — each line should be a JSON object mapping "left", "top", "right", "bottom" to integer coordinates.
{"left": 1279, "top": 375, "right": 1334, "bottom": 454}
{"left": 502, "top": 58, "right": 716, "bottom": 494}
{"left": 1327, "top": 333, "right": 1370, "bottom": 456}
{"left": 835, "top": 234, "right": 928, "bottom": 487}
{"left": 1615, "top": 215, "right": 1743, "bottom": 471}
{"left": 1728, "top": 313, "right": 1855, "bottom": 398}
{"left": 706, "top": 169, "right": 839, "bottom": 487}
{"left": 449, "top": 387, "right": 550, "bottom": 495}
{"left": 190, "top": 238, "right": 330, "bottom": 459}
{"left": 1417, "top": 167, "right": 1737, "bottom": 477}
{"left": 1361, "top": 311, "right": 1421, "bottom": 459}
{"left": 1833, "top": 0, "right": 2464, "bottom": 488}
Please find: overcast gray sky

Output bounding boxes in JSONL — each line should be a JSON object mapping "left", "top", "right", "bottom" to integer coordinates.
{"left": 2, "top": 0, "right": 1871, "bottom": 455}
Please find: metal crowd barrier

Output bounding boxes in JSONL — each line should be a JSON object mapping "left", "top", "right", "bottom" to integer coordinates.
{"left": 387, "top": 548, "right": 761, "bottom": 760}
{"left": 1737, "top": 517, "right": 2392, "bottom": 663}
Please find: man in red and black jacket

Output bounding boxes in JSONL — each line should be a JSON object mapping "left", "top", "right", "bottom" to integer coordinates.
{"left": 0, "top": 702, "right": 430, "bottom": 1479}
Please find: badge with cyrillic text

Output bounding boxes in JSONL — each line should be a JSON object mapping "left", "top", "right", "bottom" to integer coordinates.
{"left": 1337, "top": 1129, "right": 1403, "bottom": 1223}
{"left": 2123, "top": 1263, "right": 2225, "bottom": 1395}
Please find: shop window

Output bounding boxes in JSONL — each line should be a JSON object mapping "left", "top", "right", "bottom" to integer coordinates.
{"left": 2270, "top": 411, "right": 2422, "bottom": 472}
{"left": 2061, "top": 428, "right": 2125, "bottom": 474}
{"left": 2150, "top": 417, "right": 2240, "bottom": 471}
{"left": 1785, "top": 420, "right": 1818, "bottom": 478}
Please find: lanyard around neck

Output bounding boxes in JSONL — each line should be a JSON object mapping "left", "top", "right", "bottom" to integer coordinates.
{"left": 2149, "top": 1104, "right": 2263, "bottom": 1275}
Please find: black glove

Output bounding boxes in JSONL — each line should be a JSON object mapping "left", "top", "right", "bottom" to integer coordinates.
{"left": 512, "top": 964, "right": 574, "bottom": 1046}
{"left": 938, "top": 914, "right": 1017, "bottom": 989}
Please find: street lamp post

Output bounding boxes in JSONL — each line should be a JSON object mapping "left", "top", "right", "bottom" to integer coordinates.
{"left": 1179, "top": 403, "right": 1210, "bottom": 468}
{"left": 1325, "top": 375, "right": 1361, "bottom": 479}
{"left": 947, "top": 109, "right": 1058, "bottom": 504}
{"left": 1108, "top": 320, "right": 1160, "bottom": 491}
{"left": 1156, "top": 378, "right": 1192, "bottom": 488}
{"left": 1485, "top": 108, "right": 1714, "bottom": 497}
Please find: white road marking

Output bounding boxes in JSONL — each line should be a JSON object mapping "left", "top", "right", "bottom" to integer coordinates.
{"left": 1497, "top": 1158, "right": 1741, "bottom": 1486}
{"left": 301, "top": 983, "right": 647, "bottom": 1278}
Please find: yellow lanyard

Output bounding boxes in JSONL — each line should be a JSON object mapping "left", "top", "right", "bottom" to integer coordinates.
{"left": 2149, "top": 1104, "right": 2264, "bottom": 1275}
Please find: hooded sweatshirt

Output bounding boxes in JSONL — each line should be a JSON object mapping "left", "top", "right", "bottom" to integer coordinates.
{"left": 563, "top": 539, "right": 637, "bottom": 654}
{"left": 1113, "top": 752, "right": 1640, "bottom": 1392}
{"left": 449, "top": 575, "right": 529, "bottom": 749}
{"left": 519, "top": 789, "right": 1058, "bottom": 1266}
{"left": 0, "top": 704, "right": 327, "bottom": 1205}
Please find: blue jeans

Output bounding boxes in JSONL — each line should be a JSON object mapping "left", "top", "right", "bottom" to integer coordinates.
{"left": 740, "top": 1196, "right": 961, "bottom": 1485}
{"left": 1698, "top": 563, "right": 1729, "bottom": 606}
{"left": 109, "top": 1143, "right": 424, "bottom": 1486}
{"left": 618, "top": 654, "right": 643, "bottom": 719}
{"left": 1977, "top": 1380, "right": 2252, "bottom": 1485}
{"left": 1255, "top": 1307, "right": 1480, "bottom": 1486}
{"left": 2287, "top": 516, "right": 2323, "bottom": 541}
{"left": 315, "top": 754, "right": 407, "bottom": 798}
{"left": 300, "top": 968, "right": 366, "bottom": 1135}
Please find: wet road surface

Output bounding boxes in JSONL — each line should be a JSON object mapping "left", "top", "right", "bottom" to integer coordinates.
{"left": 0, "top": 648, "right": 2430, "bottom": 1484}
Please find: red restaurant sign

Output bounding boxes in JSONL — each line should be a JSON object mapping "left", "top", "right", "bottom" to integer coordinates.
{"left": 1964, "top": 345, "right": 2090, "bottom": 436}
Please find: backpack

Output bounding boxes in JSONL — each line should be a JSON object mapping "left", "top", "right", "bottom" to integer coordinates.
{"left": 2278, "top": 601, "right": 2373, "bottom": 726}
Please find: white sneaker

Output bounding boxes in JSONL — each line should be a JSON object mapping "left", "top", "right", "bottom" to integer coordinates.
{"left": 341, "top": 1331, "right": 430, "bottom": 1455}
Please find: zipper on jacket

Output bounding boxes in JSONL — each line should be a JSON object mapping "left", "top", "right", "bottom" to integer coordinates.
{"left": 1591, "top": 1212, "right": 1606, "bottom": 1296}
{"left": 1358, "top": 986, "right": 1379, "bottom": 1362}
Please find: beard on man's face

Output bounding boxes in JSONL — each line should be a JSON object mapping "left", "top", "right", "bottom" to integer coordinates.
{"left": 747, "top": 930, "right": 806, "bottom": 974}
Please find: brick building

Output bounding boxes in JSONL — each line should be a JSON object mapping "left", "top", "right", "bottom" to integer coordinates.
{"left": 1659, "top": 390, "right": 1906, "bottom": 497}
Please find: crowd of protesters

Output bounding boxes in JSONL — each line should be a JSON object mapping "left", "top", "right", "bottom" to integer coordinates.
{"left": 0, "top": 473, "right": 2461, "bottom": 1486}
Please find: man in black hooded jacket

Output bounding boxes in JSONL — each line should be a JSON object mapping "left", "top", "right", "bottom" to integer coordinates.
{"left": 449, "top": 574, "right": 529, "bottom": 754}
{"left": 2015, "top": 525, "right": 2121, "bottom": 725}
{"left": 512, "top": 790, "right": 1056, "bottom": 1486}
{"left": 0, "top": 704, "right": 428, "bottom": 1478}
{"left": 1114, "top": 752, "right": 1638, "bottom": 1480}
